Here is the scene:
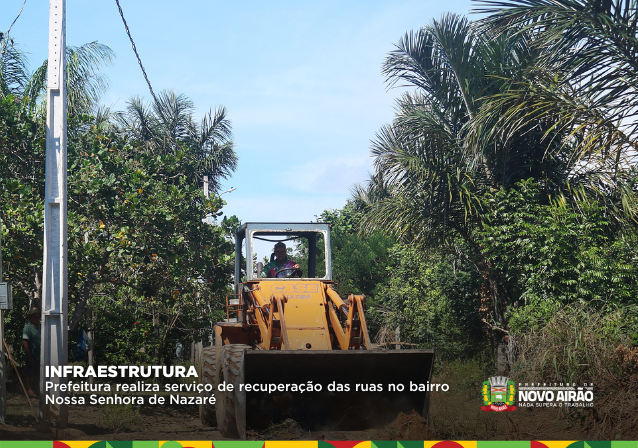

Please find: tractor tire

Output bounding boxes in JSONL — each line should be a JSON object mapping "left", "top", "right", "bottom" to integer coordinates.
{"left": 199, "top": 345, "right": 217, "bottom": 427}
{"left": 215, "top": 344, "right": 250, "bottom": 439}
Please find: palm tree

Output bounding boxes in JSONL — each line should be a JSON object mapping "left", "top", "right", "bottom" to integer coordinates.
{"left": 116, "top": 89, "right": 237, "bottom": 194}
{"left": 357, "top": 13, "right": 587, "bottom": 372}
{"left": 473, "top": 0, "right": 638, "bottom": 216}
{"left": 0, "top": 34, "right": 29, "bottom": 98}
{"left": 0, "top": 35, "right": 113, "bottom": 115}
{"left": 361, "top": 7, "right": 638, "bottom": 372}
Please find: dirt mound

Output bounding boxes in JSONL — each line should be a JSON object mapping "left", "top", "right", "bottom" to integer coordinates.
{"left": 375, "top": 411, "right": 434, "bottom": 440}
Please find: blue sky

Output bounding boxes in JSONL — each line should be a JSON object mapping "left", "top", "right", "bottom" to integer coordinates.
{"left": 5, "top": 0, "right": 478, "bottom": 227}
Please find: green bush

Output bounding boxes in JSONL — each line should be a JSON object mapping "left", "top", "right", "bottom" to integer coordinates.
{"left": 370, "top": 245, "right": 486, "bottom": 360}
{"left": 480, "top": 179, "right": 638, "bottom": 332}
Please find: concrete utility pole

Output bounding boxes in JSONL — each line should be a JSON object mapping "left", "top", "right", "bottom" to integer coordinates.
{"left": 41, "top": 0, "right": 68, "bottom": 427}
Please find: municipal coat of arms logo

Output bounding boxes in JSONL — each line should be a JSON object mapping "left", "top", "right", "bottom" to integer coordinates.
{"left": 481, "top": 376, "right": 517, "bottom": 412}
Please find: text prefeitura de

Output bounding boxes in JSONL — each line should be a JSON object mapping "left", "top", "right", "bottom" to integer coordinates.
{"left": 46, "top": 365, "right": 198, "bottom": 378}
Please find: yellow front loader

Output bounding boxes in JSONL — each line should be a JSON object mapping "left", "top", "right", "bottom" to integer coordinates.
{"left": 200, "top": 223, "right": 434, "bottom": 438}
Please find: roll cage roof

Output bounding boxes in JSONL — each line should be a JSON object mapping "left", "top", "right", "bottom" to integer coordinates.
{"left": 234, "top": 223, "right": 332, "bottom": 291}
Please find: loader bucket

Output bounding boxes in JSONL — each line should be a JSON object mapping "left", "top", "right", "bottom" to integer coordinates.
{"left": 241, "top": 349, "right": 435, "bottom": 431}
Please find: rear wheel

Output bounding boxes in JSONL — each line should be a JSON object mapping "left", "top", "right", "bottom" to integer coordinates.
{"left": 199, "top": 346, "right": 217, "bottom": 426}
{"left": 215, "top": 344, "right": 250, "bottom": 439}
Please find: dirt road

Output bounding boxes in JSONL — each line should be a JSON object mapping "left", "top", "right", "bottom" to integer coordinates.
{"left": 0, "top": 388, "right": 598, "bottom": 441}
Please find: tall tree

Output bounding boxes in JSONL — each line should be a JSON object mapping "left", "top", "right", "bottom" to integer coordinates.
{"left": 473, "top": 0, "right": 638, "bottom": 216}
{"left": 1, "top": 37, "right": 237, "bottom": 364}
{"left": 356, "top": 13, "right": 592, "bottom": 372}
{"left": 116, "top": 90, "right": 236, "bottom": 194}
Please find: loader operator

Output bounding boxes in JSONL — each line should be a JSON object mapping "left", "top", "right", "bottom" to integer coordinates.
{"left": 261, "top": 242, "right": 301, "bottom": 278}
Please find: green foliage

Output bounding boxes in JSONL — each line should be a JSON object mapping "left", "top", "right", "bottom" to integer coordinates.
{"left": 0, "top": 38, "right": 28, "bottom": 98}
{"left": 479, "top": 179, "right": 638, "bottom": 331}
{"left": 0, "top": 96, "right": 46, "bottom": 345}
{"left": 316, "top": 201, "right": 487, "bottom": 360}
{"left": 475, "top": 0, "right": 638, "bottom": 177}
{"left": 67, "top": 121, "right": 234, "bottom": 364}
{"left": 1, "top": 37, "right": 114, "bottom": 115}
{"left": 0, "top": 44, "right": 237, "bottom": 365}
{"left": 370, "top": 244, "right": 485, "bottom": 360}
{"left": 437, "top": 357, "right": 493, "bottom": 395}
{"left": 354, "top": 14, "right": 588, "bottom": 344}
{"left": 318, "top": 204, "right": 395, "bottom": 296}
{"left": 293, "top": 233, "right": 326, "bottom": 279}
{"left": 116, "top": 90, "right": 236, "bottom": 193}
{"left": 354, "top": 10, "right": 638, "bottom": 377}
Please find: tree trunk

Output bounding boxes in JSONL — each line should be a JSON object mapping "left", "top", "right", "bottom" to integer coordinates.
{"left": 32, "top": 267, "right": 42, "bottom": 308}
{"left": 495, "top": 338, "right": 509, "bottom": 376}
{"left": 154, "top": 310, "right": 161, "bottom": 364}
{"left": 459, "top": 233, "right": 512, "bottom": 375}
{"left": 69, "top": 279, "right": 92, "bottom": 331}
{"left": 483, "top": 265, "right": 511, "bottom": 376}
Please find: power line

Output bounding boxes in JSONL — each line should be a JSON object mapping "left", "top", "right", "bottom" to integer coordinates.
{"left": 0, "top": 0, "right": 27, "bottom": 51}
{"left": 6, "top": 0, "right": 27, "bottom": 37}
{"left": 114, "top": 0, "right": 160, "bottom": 107}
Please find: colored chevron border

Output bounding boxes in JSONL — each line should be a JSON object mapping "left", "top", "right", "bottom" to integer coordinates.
{"left": 0, "top": 441, "right": 636, "bottom": 448}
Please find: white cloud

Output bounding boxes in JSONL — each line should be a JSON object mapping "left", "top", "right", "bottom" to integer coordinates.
{"left": 280, "top": 156, "right": 373, "bottom": 194}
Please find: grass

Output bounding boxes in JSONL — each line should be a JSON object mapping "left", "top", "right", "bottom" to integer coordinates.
{"left": 509, "top": 305, "right": 638, "bottom": 439}
{"left": 99, "top": 404, "right": 140, "bottom": 434}
{"left": 429, "top": 357, "right": 502, "bottom": 440}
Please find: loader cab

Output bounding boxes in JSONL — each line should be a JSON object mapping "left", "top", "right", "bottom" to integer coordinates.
{"left": 234, "top": 222, "right": 332, "bottom": 294}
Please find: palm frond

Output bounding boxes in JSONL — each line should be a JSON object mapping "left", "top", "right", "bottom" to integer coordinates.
{"left": 66, "top": 42, "right": 114, "bottom": 114}
{"left": 0, "top": 35, "right": 29, "bottom": 98}
{"left": 115, "top": 92, "right": 237, "bottom": 191}
{"left": 21, "top": 41, "right": 114, "bottom": 114}
{"left": 194, "top": 105, "right": 236, "bottom": 192}
{"left": 152, "top": 89, "right": 195, "bottom": 147}
{"left": 116, "top": 96, "right": 161, "bottom": 148}
{"left": 475, "top": 0, "right": 638, "bottom": 134}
